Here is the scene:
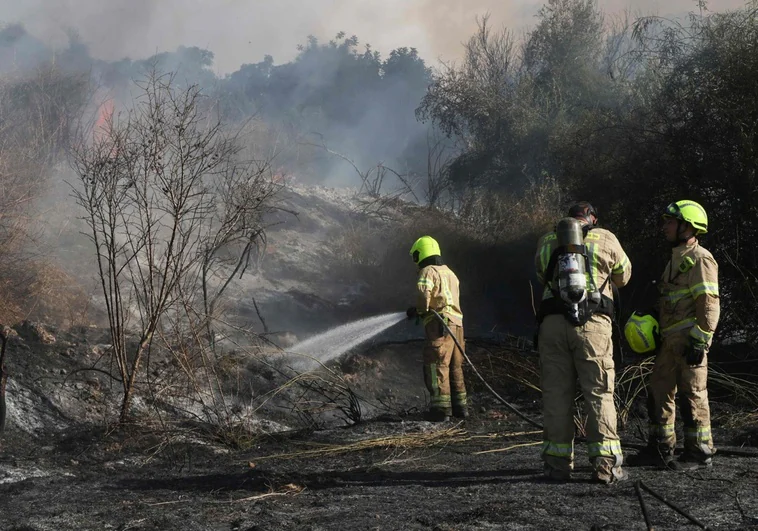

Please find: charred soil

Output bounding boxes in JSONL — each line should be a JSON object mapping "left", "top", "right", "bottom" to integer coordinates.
{"left": 1, "top": 328, "right": 757, "bottom": 531}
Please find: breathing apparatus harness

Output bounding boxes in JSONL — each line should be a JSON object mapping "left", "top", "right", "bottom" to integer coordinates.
{"left": 538, "top": 217, "right": 615, "bottom": 326}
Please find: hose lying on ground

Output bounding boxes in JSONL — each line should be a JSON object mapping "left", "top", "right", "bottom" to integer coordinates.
{"left": 431, "top": 310, "right": 543, "bottom": 430}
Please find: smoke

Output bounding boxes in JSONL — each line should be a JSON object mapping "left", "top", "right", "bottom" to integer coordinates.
{"left": 407, "top": 0, "right": 747, "bottom": 63}
{"left": 1, "top": 1, "right": 156, "bottom": 57}
{"left": 2, "top": 0, "right": 747, "bottom": 191}
{"left": 3, "top": 0, "right": 746, "bottom": 75}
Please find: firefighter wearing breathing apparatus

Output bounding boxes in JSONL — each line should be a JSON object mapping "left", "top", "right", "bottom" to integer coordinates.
{"left": 535, "top": 202, "right": 632, "bottom": 484}
{"left": 406, "top": 236, "right": 467, "bottom": 422}
{"left": 625, "top": 200, "right": 719, "bottom": 470}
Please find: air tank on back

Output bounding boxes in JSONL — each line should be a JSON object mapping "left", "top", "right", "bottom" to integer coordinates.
{"left": 555, "top": 217, "right": 587, "bottom": 305}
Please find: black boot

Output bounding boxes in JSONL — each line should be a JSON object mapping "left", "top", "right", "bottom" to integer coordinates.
{"left": 625, "top": 446, "right": 669, "bottom": 468}
{"left": 671, "top": 450, "right": 713, "bottom": 470}
{"left": 452, "top": 405, "right": 469, "bottom": 419}
{"left": 424, "top": 409, "right": 451, "bottom": 422}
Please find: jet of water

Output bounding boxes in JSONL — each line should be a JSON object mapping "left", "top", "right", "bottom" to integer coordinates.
{"left": 289, "top": 312, "right": 407, "bottom": 370}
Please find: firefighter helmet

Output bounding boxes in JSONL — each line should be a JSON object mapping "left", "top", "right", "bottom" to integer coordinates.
{"left": 409, "top": 236, "right": 441, "bottom": 264}
{"left": 663, "top": 200, "right": 708, "bottom": 234}
{"left": 567, "top": 201, "right": 598, "bottom": 225}
{"left": 624, "top": 312, "right": 660, "bottom": 354}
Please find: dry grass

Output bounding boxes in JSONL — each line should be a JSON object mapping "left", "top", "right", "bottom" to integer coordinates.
{"left": 252, "top": 427, "right": 543, "bottom": 462}
{"left": 217, "top": 483, "right": 305, "bottom": 504}
{"left": 0, "top": 259, "right": 93, "bottom": 326}
{"left": 717, "top": 410, "right": 758, "bottom": 432}
{"left": 710, "top": 365, "right": 758, "bottom": 409}
{"left": 253, "top": 427, "right": 469, "bottom": 461}
{"left": 466, "top": 340, "right": 541, "bottom": 395}
{"left": 614, "top": 357, "right": 655, "bottom": 428}
{"left": 472, "top": 442, "right": 542, "bottom": 455}
{"left": 0, "top": 63, "right": 89, "bottom": 327}
{"left": 456, "top": 177, "right": 564, "bottom": 243}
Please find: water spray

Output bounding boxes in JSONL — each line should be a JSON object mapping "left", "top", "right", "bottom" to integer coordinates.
{"left": 289, "top": 312, "right": 407, "bottom": 370}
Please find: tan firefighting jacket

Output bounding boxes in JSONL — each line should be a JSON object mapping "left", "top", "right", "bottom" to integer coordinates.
{"left": 535, "top": 226, "right": 632, "bottom": 301}
{"left": 415, "top": 264, "right": 463, "bottom": 326}
{"left": 658, "top": 240, "right": 720, "bottom": 345}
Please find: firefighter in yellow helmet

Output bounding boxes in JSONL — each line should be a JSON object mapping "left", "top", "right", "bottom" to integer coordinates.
{"left": 534, "top": 202, "right": 632, "bottom": 484}
{"left": 627, "top": 200, "right": 719, "bottom": 470}
{"left": 407, "top": 236, "right": 467, "bottom": 422}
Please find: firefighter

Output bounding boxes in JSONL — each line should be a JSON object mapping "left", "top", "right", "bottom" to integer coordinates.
{"left": 535, "top": 202, "right": 631, "bottom": 484}
{"left": 406, "top": 236, "right": 467, "bottom": 422}
{"left": 626, "top": 200, "right": 719, "bottom": 470}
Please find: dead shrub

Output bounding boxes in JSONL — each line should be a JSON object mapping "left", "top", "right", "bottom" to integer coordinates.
{"left": 0, "top": 63, "right": 88, "bottom": 325}
{"left": 71, "top": 70, "right": 282, "bottom": 422}
{"left": 0, "top": 259, "right": 94, "bottom": 327}
{"left": 456, "top": 176, "right": 564, "bottom": 244}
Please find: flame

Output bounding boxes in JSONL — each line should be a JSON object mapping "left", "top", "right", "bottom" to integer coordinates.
{"left": 93, "top": 99, "right": 114, "bottom": 142}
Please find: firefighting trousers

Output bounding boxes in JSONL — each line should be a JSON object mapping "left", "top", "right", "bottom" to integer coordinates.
{"left": 423, "top": 320, "right": 467, "bottom": 414}
{"left": 648, "top": 331, "right": 714, "bottom": 458}
{"left": 538, "top": 314, "right": 622, "bottom": 473}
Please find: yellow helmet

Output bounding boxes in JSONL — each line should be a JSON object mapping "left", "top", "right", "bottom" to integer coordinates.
{"left": 409, "top": 236, "right": 441, "bottom": 265}
{"left": 663, "top": 200, "right": 708, "bottom": 234}
{"left": 624, "top": 312, "right": 660, "bottom": 354}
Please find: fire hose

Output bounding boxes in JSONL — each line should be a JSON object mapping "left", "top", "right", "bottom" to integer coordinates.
{"left": 430, "top": 310, "right": 543, "bottom": 429}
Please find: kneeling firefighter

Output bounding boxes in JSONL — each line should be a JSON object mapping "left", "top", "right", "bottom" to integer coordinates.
{"left": 535, "top": 202, "right": 632, "bottom": 484}
{"left": 406, "top": 236, "right": 467, "bottom": 422}
{"left": 625, "top": 200, "right": 719, "bottom": 470}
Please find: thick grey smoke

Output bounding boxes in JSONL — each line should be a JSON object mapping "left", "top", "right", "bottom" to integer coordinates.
{"left": 2, "top": 0, "right": 745, "bottom": 73}
{"left": 410, "top": 0, "right": 746, "bottom": 61}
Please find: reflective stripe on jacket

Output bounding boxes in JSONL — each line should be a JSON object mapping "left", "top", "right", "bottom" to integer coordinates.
{"left": 658, "top": 240, "right": 720, "bottom": 343}
{"left": 416, "top": 264, "right": 463, "bottom": 326}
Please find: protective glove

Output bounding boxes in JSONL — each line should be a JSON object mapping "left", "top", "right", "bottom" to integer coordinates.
{"left": 684, "top": 339, "right": 707, "bottom": 366}
{"left": 406, "top": 306, "right": 418, "bottom": 320}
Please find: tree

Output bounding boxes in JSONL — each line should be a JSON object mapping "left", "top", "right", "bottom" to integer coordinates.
{"left": 610, "top": 6, "right": 758, "bottom": 342}
{"left": 417, "top": 15, "right": 536, "bottom": 191}
{"left": 417, "top": 2, "right": 614, "bottom": 194}
{"left": 523, "top": 0, "right": 605, "bottom": 104}
{"left": 71, "top": 71, "right": 281, "bottom": 422}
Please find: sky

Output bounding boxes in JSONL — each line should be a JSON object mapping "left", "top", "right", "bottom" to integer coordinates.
{"left": 0, "top": 0, "right": 748, "bottom": 74}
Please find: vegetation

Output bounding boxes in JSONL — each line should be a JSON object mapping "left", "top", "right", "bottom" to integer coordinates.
{"left": 1, "top": 0, "right": 757, "bottom": 426}
{"left": 417, "top": 1, "right": 758, "bottom": 343}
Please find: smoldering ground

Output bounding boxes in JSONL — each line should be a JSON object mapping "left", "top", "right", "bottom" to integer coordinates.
{"left": 1, "top": 326, "right": 758, "bottom": 530}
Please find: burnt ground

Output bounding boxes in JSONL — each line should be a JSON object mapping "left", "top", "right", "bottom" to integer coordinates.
{"left": 1, "top": 326, "right": 758, "bottom": 531}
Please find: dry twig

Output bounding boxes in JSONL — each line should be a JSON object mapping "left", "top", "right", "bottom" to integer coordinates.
{"left": 472, "top": 441, "right": 541, "bottom": 455}
{"left": 639, "top": 481, "right": 710, "bottom": 530}
{"left": 634, "top": 480, "right": 655, "bottom": 531}
{"left": 253, "top": 427, "right": 468, "bottom": 461}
